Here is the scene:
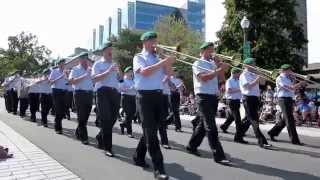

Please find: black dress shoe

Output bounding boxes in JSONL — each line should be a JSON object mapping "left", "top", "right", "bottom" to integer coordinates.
{"left": 43, "top": 124, "right": 48, "bottom": 128}
{"left": 175, "top": 128, "right": 183, "bottom": 132}
{"left": 292, "top": 141, "right": 304, "bottom": 146}
{"left": 234, "top": 139, "right": 249, "bottom": 144}
{"left": 220, "top": 126, "right": 229, "bottom": 133}
{"left": 82, "top": 140, "right": 89, "bottom": 145}
{"left": 133, "top": 156, "right": 150, "bottom": 168}
{"left": 128, "top": 134, "right": 134, "bottom": 138}
{"left": 186, "top": 146, "right": 201, "bottom": 156}
{"left": 260, "top": 143, "right": 272, "bottom": 149}
{"left": 162, "top": 144, "right": 172, "bottom": 149}
{"left": 268, "top": 132, "right": 278, "bottom": 142}
{"left": 105, "top": 150, "right": 114, "bottom": 157}
{"left": 215, "top": 159, "right": 231, "bottom": 165}
{"left": 55, "top": 130, "right": 63, "bottom": 135}
{"left": 120, "top": 124, "right": 125, "bottom": 135}
{"left": 154, "top": 171, "right": 169, "bottom": 180}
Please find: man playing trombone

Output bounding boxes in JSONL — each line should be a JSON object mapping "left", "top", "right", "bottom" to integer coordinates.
{"left": 239, "top": 58, "right": 271, "bottom": 148}
{"left": 186, "top": 42, "right": 230, "bottom": 165}
{"left": 132, "top": 31, "right": 174, "bottom": 180}
{"left": 268, "top": 64, "right": 305, "bottom": 145}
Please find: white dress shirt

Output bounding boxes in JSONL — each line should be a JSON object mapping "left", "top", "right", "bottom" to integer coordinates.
{"left": 92, "top": 57, "right": 119, "bottom": 91}
{"left": 239, "top": 70, "right": 260, "bottom": 97}
{"left": 276, "top": 73, "right": 294, "bottom": 98}
{"left": 48, "top": 68, "right": 69, "bottom": 90}
{"left": 193, "top": 59, "right": 219, "bottom": 95}
{"left": 133, "top": 49, "right": 165, "bottom": 90}
{"left": 225, "top": 77, "right": 241, "bottom": 100}
{"left": 69, "top": 64, "right": 93, "bottom": 91}
{"left": 120, "top": 77, "right": 136, "bottom": 96}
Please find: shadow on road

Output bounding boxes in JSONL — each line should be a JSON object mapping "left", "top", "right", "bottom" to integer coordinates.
{"left": 230, "top": 157, "right": 320, "bottom": 180}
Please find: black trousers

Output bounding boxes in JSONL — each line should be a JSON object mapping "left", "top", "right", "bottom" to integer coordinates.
{"left": 19, "top": 98, "right": 29, "bottom": 117}
{"left": 171, "top": 92, "right": 181, "bottom": 130}
{"left": 74, "top": 90, "right": 93, "bottom": 141}
{"left": 134, "top": 90, "right": 165, "bottom": 173}
{"left": 268, "top": 97, "right": 301, "bottom": 143}
{"left": 96, "top": 87, "right": 120, "bottom": 151}
{"left": 28, "top": 93, "right": 40, "bottom": 121}
{"left": 188, "top": 94, "right": 226, "bottom": 162}
{"left": 40, "top": 93, "right": 52, "bottom": 125}
{"left": 221, "top": 99, "right": 244, "bottom": 140}
{"left": 242, "top": 96, "right": 268, "bottom": 146}
{"left": 159, "top": 94, "right": 170, "bottom": 145}
{"left": 8, "top": 89, "right": 18, "bottom": 113}
{"left": 65, "top": 91, "right": 73, "bottom": 118}
{"left": 4, "top": 90, "right": 12, "bottom": 113}
{"left": 52, "top": 89, "right": 67, "bottom": 131}
{"left": 120, "top": 94, "right": 136, "bottom": 134}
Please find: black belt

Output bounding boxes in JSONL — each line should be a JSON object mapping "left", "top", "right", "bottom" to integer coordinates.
{"left": 75, "top": 89, "right": 93, "bottom": 93}
{"left": 278, "top": 97, "right": 293, "bottom": 99}
{"left": 52, "top": 88, "right": 67, "bottom": 92}
{"left": 98, "top": 86, "right": 118, "bottom": 92}
{"left": 122, "top": 94, "right": 136, "bottom": 97}
{"left": 138, "top": 89, "right": 162, "bottom": 95}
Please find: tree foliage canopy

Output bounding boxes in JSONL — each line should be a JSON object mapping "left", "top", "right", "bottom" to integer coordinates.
{"left": 154, "top": 15, "right": 203, "bottom": 91}
{"left": 0, "top": 32, "right": 51, "bottom": 80}
{"left": 216, "top": 0, "right": 308, "bottom": 72}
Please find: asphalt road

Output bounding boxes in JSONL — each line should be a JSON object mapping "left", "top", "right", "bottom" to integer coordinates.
{"left": 1, "top": 102, "right": 320, "bottom": 180}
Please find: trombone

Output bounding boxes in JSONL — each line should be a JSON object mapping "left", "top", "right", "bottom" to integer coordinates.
{"left": 156, "top": 44, "right": 276, "bottom": 83}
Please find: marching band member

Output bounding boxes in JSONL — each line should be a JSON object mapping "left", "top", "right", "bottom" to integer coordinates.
{"left": 2, "top": 71, "right": 21, "bottom": 114}
{"left": 17, "top": 74, "right": 29, "bottom": 118}
{"left": 119, "top": 66, "right": 136, "bottom": 138}
{"left": 28, "top": 73, "right": 41, "bottom": 122}
{"left": 65, "top": 69, "right": 73, "bottom": 120}
{"left": 239, "top": 58, "right": 271, "bottom": 148}
{"left": 159, "top": 75, "right": 173, "bottom": 149}
{"left": 268, "top": 64, "right": 305, "bottom": 145}
{"left": 170, "top": 71, "right": 184, "bottom": 132}
{"left": 38, "top": 69, "right": 53, "bottom": 127}
{"left": 49, "top": 59, "right": 69, "bottom": 134}
{"left": 220, "top": 67, "right": 248, "bottom": 143}
{"left": 133, "top": 31, "right": 174, "bottom": 179}
{"left": 186, "top": 42, "right": 230, "bottom": 165}
{"left": 92, "top": 42, "right": 121, "bottom": 157}
{"left": 69, "top": 52, "right": 94, "bottom": 145}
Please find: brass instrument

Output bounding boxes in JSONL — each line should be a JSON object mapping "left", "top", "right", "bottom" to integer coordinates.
{"left": 157, "top": 44, "right": 278, "bottom": 83}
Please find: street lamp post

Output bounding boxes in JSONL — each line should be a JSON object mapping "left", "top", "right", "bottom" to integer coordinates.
{"left": 241, "top": 16, "right": 251, "bottom": 60}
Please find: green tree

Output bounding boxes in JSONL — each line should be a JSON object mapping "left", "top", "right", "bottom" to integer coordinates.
{"left": 216, "top": 0, "right": 308, "bottom": 72}
{"left": 154, "top": 15, "right": 203, "bottom": 91}
{"left": 0, "top": 32, "right": 51, "bottom": 80}
{"left": 112, "top": 28, "right": 143, "bottom": 71}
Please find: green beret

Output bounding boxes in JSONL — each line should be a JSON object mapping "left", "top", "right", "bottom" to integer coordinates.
{"left": 231, "top": 67, "right": 242, "bottom": 74}
{"left": 56, "top": 58, "right": 66, "bottom": 65}
{"left": 280, "top": 64, "right": 292, "bottom": 70}
{"left": 140, "top": 31, "right": 157, "bottom": 41}
{"left": 76, "top": 52, "right": 89, "bottom": 59}
{"left": 124, "top": 66, "right": 132, "bottom": 73}
{"left": 243, "top": 58, "right": 255, "bottom": 65}
{"left": 200, "top": 42, "right": 214, "bottom": 50}
{"left": 100, "top": 42, "right": 113, "bottom": 51}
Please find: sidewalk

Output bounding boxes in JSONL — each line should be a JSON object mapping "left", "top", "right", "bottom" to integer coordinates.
{"left": 0, "top": 120, "right": 80, "bottom": 180}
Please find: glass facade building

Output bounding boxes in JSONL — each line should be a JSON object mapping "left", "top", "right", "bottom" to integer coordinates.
{"left": 128, "top": 0, "right": 205, "bottom": 37}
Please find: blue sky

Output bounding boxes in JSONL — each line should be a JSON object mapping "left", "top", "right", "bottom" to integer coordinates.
{"left": 0, "top": 0, "right": 319, "bottom": 63}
